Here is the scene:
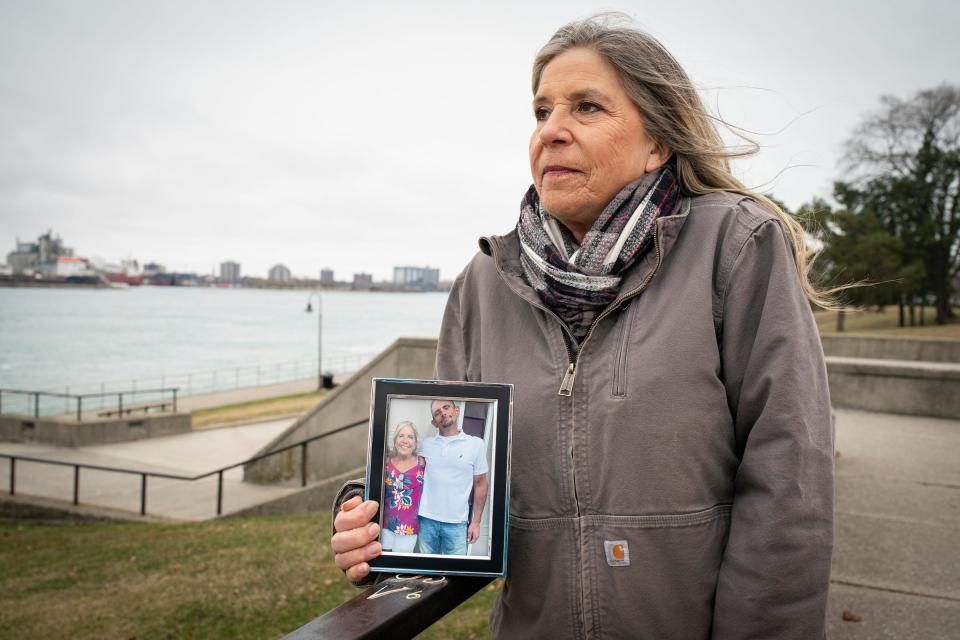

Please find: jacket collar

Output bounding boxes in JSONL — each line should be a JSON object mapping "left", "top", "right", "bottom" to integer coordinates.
{"left": 480, "top": 197, "right": 690, "bottom": 306}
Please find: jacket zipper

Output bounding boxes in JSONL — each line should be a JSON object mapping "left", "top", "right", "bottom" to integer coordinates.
{"left": 487, "top": 227, "right": 665, "bottom": 640}
{"left": 556, "top": 229, "right": 663, "bottom": 396}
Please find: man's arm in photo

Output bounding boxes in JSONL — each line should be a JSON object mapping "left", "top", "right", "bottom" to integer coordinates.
{"left": 467, "top": 473, "right": 488, "bottom": 544}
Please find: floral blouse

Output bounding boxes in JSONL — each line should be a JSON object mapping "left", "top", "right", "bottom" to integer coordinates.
{"left": 383, "top": 458, "right": 425, "bottom": 536}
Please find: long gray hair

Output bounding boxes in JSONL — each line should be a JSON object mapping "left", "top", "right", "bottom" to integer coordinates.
{"left": 533, "top": 14, "right": 836, "bottom": 307}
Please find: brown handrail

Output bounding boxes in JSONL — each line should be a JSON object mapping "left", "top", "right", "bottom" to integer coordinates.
{"left": 283, "top": 574, "right": 493, "bottom": 640}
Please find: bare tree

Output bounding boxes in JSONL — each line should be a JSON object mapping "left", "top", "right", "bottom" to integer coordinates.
{"left": 843, "top": 85, "right": 960, "bottom": 324}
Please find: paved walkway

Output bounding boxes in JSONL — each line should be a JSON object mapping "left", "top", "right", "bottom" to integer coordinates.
{"left": 0, "top": 418, "right": 297, "bottom": 520}
{"left": 827, "top": 408, "right": 959, "bottom": 638}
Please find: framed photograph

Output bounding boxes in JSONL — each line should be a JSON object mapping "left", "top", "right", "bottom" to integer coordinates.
{"left": 365, "top": 378, "right": 513, "bottom": 577}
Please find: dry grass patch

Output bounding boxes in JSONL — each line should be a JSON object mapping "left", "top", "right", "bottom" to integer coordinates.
{"left": 191, "top": 391, "right": 327, "bottom": 429}
{"left": 815, "top": 307, "right": 960, "bottom": 339}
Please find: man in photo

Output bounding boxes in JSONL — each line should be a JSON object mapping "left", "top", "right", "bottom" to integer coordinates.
{"left": 417, "top": 398, "right": 489, "bottom": 555}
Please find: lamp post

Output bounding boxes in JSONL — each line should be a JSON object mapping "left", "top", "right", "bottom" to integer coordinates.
{"left": 305, "top": 291, "right": 322, "bottom": 391}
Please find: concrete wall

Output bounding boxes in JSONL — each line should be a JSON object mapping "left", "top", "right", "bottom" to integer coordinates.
{"left": 225, "top": 466, "right": 364, "bottom": 519}
{"left": 826, "top": 357, "right": 960, "bottom": 420}
{"left": 244, "top": 337, "right": 438, "bottom": 485}
{"left": 821, "top": 335, "right": 960, "bottom": 363}
{"left": 0, "top": 413, "right": 192, "bottom": 447}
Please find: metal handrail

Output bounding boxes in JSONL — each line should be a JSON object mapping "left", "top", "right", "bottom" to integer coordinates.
{"left": 1, "top": 417, "right": 367, "bottom": 516}
{"left": 29, "top": 354, "right": 376, "bottom": 401}
{"left": 0, "top": 387, "right": 179, "bottom": 422}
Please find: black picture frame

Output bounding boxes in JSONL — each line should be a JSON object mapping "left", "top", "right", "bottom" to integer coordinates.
{"left": 365, "top": 378, "right": 513, "bottom": 578}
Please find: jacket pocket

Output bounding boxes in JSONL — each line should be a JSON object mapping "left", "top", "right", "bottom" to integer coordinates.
{"left": 581, "top": 505, "right": 731, "bottom": 640}
{"left": 492, "top": 515, "right": 583, "bottom": 639}
{"left": 612, "top": 301, "right": 638, "bottom": 398}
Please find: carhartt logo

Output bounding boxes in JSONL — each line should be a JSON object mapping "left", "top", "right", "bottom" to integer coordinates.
{"left": 604, "top": 540, "right": 630, "bottom": 566}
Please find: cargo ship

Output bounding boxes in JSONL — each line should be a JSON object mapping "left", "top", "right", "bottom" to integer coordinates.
{"left": 102, "top": 259, "right": 144, "bottom": 285}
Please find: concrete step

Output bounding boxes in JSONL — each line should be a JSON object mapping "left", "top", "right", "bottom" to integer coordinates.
{"left": 826, "top": 357, "right": 960, "bottom": 420}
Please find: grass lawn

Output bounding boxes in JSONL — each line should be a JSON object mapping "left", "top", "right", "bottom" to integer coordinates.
{"left": 191, "top": 391, "right": 327, "bottom": 429}
{"left": 814, "top": 306, "right": 960, "bottom": 339}
{"left": 0, "top": 514, "right": 500, "bottom": 640}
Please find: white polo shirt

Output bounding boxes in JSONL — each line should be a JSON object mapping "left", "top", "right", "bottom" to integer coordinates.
{"left": 417, "top": 429, "right": 489, "bottom": 524}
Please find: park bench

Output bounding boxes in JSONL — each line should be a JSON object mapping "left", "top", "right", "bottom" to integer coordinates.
{"left": 98, "top": 401, "right": 173, "bottom": 418}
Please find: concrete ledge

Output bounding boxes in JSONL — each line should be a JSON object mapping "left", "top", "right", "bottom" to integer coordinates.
{"left": 821, "top": 334, "right": 960, "bottom": 363}
{"left": 0, "top": 412, "right": 192, "bottom": 447}
{"left": 223, "top": 466, "right": 364, "bottom": 519}
{"left": 826, "top": 357, "right": 960, "bottom": 420}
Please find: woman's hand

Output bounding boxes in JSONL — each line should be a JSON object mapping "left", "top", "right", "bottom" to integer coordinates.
{"left": 331, "top": 496, "right": 381, "bottom": 582}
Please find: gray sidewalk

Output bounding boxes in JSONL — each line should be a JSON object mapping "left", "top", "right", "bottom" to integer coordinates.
{"left": 827, "top": 408, "right": 960, "bottom": 638}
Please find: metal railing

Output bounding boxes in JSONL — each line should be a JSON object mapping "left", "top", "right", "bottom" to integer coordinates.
{"left": 77, "top": 355, "right": 373, "bottom": 397}
{"left": 6, "top": 353, "right": 377, "bottom": 415}
{"left": 1, "top": 418, "right": 367, "bottom": 517}
{"left": 0, "top": 388, "right": 179, "bottom": 422}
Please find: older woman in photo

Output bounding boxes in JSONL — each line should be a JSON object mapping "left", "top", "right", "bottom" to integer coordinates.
{"left": 380, "top": 421, "right": 425, "bottom": 554}
{"left": 334, "top": 15, "right": 834, "bottom": 639}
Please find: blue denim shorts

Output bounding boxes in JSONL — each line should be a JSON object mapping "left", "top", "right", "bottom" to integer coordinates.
{"left": 417, "top": 516, "right": 468, "bottom": 555}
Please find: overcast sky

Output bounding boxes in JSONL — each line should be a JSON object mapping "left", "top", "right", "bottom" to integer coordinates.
{"left": 1, "top": 1, "right": 957, "bottom": 280}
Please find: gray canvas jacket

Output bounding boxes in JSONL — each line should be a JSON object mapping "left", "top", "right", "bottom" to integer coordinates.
{"left": 433, "top": 192, "right": 834, "bottom": 639}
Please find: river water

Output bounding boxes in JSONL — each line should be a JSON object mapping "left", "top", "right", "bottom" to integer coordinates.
{"left": 0, "top": 287, "right": 448, "bottom": 412}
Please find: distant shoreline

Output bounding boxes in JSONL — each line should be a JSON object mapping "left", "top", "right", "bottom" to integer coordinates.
{"left": 0, "top": 281, "right": 107, "bottom": 289}
{"left": 0, "top": 281, "right": 448, "bottom": 293}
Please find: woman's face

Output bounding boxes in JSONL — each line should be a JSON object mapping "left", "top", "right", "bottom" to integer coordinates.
{"left": 529, "top": 47, "right": 669, "bottom": 241}
{"left": 394, "top": 425, "right": 417, "bottom": 456}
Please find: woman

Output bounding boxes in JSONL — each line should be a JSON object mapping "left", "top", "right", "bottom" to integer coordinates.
{"left": 380, "top": 421, "right": 425, "bottom": 553}
{"left": 334, "top": 15, "right": 833, "bottom": 639}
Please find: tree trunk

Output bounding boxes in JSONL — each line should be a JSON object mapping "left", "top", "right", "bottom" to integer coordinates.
{"left": 920, "top": 293, "right": 925, "bottom": 326}
{"left": 836, "top": 310, "right": 846, "bottom": 332}
{"left": 909, "top": 302, "right": 916, "bottom": 326}
{"left": 898, "top": 295, "right": 905, "bottom": 327}
{"left": 933, "top": 249, "right": 950, "bottom": 324}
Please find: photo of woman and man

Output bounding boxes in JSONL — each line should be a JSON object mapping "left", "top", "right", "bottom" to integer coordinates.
{"left": 380, "top": 397, "right": 494, "bottom": 558}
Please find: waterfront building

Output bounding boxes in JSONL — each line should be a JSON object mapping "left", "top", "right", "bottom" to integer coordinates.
{"left": 352, "top": 272, "right": 373, "bottom": 289}
{"left": 268, "top": 264, "right": 292, "bottom": 283}
{"left": 320, "top": 268, "right": 335, "bottom": 285}
{"left": 393, "top": 265, "right": 440, "bottom": 291}
{"left": 6, "top": 244, "right": 38, "bottom": 274}
{"left": 220, "top": 261, "right": 241, "bottom": 285}
{"left": 6, "top": 231, "right": 73, "bottom": 275}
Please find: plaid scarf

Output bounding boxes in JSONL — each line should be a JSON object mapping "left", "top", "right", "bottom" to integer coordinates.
{"left": 517, "top": 166, "right": 680, "bottom": 343}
